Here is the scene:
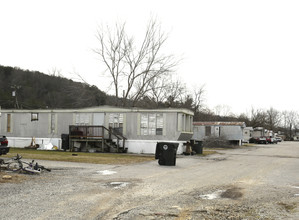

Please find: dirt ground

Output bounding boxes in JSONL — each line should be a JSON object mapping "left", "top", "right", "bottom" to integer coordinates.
{"left": 1, "top": 141, "right": 299, "bottom": 219}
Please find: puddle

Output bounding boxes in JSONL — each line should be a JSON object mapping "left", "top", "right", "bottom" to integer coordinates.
{"left": 203, "top": 157, "right": 227, "bottom": 162}
{"left": 295, "top": 194, "right": 299, "bottom": 197}
{"left": 199, "top": 187, "right": 243, "bottom": 200}
{"left": 199, "top": 190, "right": 224, "bottom": 200}
{"left": 221, "top": 187, "right": 243, "bottom": 199}
{"left": 96, "top": 170, "right": 117, "bottom": 175}
{"left": 103, "top": 181, "right": 130, "bottom": 189}
{"left": 110, "top": 182, "right": 129, "bottom": 189}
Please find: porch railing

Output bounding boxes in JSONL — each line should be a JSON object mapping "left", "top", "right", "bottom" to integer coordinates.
{"left": 69, "top": 125, "right": 126, "bottom": 152}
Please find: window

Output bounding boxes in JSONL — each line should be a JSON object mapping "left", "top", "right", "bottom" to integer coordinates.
{"left": 156, "top": 114, "right": 163, "bottom": 135}
{"left": 7, "top": 114, "right": 11, "bottom": 133}
{"left": 141, "top": 113, "right": 163, "bottom": 136}
{"left": 75, "top": 113, "right": 90, "bottom": 125}
{"left": 205, "top": 126, "right": 211, "bottom": 136}
{"left": 108, "top": 113, "right": 124, "bottom": 134}
{"left": 31, "top": 113, "right": 38, "bottom": 121}
{"left": 108, "top": 113, "right": 123, "bottom": 128}
{"left": 177, "top": 113, "right": 193, "bottom": 132}
{"left": 50, "top": 114, "right": 56, "bottom": 133}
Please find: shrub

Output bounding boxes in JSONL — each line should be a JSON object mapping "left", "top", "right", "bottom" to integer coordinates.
{"left": 202, "top": 136, "right": 231, "bottom": 148}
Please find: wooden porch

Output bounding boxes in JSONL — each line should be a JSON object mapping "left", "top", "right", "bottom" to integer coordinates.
{"left": 69, "top": 125, "right": 127, "bottom": 153}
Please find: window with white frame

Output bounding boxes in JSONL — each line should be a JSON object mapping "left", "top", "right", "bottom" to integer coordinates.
{"left": 75, "top": 113, "right": 90, "bottom": 125}
{"left": 141, "top": 113, "right": 163, "bottom": 135}
{"left": 108, "top": 113, "right": 124, "bottom": 134}
{"left": 31, "top": 113, "right": 38, "bottom": 121}
{"left": 108, "top": 113, "right": 123, "bottom": 128}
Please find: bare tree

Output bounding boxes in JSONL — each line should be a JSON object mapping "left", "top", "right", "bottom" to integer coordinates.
{"left": 237, "top": 113, "right": 251, "bottom": 126}
{"left": 95, "top": 23, "right": 126, "bottom": 104}
{"left": 249, "top": 107, "right": 267, "bottom": 128}
{"left": 281, "top": 110, "right": 298, "bottom": 139}
{"left": 48, "top": 67, "right": 63, "bottom": 77}
{"left": 214, "top": 104, "right": 234, "bottom": 117}
{"left": 265, "top": 107, "right": 281, "bottom": 131}
{"left": 192, "top": 84, "right": 205, "bottom": 114}
{"left": 164, "top": 78, "right": 186, "bottom": 107}
{"left": 94, "top": 18, "right": 178, "bottom": 106}
{"left": 148, "top": 75, "right": 168, "bottom": 107}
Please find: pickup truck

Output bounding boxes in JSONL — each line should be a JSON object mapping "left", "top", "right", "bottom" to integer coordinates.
{"left": 0, "top": 136, "right": 9, "bottom": 155}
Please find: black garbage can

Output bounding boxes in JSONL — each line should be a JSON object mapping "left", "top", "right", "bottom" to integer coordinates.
{"left": 192, "top": 141, "right": 203, "bottom": 154}
{"left": 155, "top": 142, "right": 178, "bottom": 166}
{"left": 61, "top": 134, "right": 69, "bottom": 151}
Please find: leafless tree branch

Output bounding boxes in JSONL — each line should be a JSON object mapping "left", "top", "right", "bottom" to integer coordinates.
{"left": 94, "top": 18, "right": 178, "bottom": 106}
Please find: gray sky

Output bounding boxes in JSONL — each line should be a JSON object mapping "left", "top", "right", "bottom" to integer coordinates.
{"left": 1, "top": 0, "right": 298, "bottom": 115}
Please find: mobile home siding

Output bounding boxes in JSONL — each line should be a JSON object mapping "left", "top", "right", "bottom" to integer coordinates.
{"left": 0, "top": 106, "right": 194, "bottom": 153}
{"left": 192, "top": 122, "right": 245, "bottom": 145}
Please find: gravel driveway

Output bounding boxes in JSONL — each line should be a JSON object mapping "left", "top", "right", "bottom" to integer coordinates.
{"left": 1, "top": 141, "right": 299, "bottom": 219}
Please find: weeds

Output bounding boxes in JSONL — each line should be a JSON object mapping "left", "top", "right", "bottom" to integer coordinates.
{"left": 2, "top": 148, "right": 155, "bottom": 165}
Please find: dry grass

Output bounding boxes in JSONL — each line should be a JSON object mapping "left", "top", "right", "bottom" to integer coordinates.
{"left": 0, "top": 171, "right": 28, "bottom": 184}
{"left": 1, "top": 147, "right": 216, "bottom": 165}
{"left": 277, "top": 202, "right": 297, "bottom": 213}
{"left": 2, "top": 148, "right": 155, "bottom": 165}
{"left": 200, "top": 149, "right": 217, "bottom": 156}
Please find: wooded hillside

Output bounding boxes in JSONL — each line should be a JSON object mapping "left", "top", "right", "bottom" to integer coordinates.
{"left": 0, "top": 65, "right": 107, "bottom": 109}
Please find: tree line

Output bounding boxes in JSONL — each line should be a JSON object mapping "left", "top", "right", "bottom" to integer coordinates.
{"left": 0, "top": 64, "right": 204, "bottom": 113}
{"left": 0, "top": 65, "right": 297, "bottom": 138}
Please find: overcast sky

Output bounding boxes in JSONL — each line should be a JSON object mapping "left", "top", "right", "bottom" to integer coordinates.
{"left": 1, "top": 0, "right": 298, "bottom": 115}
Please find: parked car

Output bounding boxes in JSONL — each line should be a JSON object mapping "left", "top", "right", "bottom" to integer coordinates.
{"left": 266, "top": 137, "right": 278, "bottom": 144}
{"left": 249, "top": 137, "right": 258, "bottom": 143}
{"left": 275, "top": 137, "right": 282, "bottom": 142}
{"left": 256, "top": 136, "right": 267, "bottom": 144}
{"left": 0, "top": 136, "right": 9, "bottom": 155}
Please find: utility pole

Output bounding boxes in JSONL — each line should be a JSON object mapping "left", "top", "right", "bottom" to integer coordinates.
{"left": 290, "top": 123, "right": 292, "bottom": 140}
{"left": 11, "top": 85, "right": 21, "bottom": 109}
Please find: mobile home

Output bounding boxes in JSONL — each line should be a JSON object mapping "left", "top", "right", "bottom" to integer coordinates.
{"left": 243, "top": 127, "right": 253, "bottom": 143}
{"left": 0, "top": 106, "right": 194, "bottom": 154}
{"left": 192, "top": 121, "right": 246, "bottom": 145}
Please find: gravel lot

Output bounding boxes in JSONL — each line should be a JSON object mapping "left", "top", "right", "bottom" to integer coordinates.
{"left": 1, "top": 141, "right": 299, "bottom": 220}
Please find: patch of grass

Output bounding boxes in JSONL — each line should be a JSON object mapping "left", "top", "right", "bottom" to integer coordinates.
{"left": 278, "top": 202, "right": 297, "bottom": 213}
{"left": 242, "top": 143, "right": 255, "bottom": 147}
{"left": 176, "top": 208, "right": 191, "bottom": 219}
{"left": 2, "top": 148, "right": 155, "bottom": 165}
{"left": 2, "top": 147, "right": 217, "bottom": 165}
{"left": 200, "top": 149, "right": 218, "bottom": 156}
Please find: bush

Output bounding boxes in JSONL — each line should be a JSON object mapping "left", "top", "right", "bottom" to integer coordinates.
{"left": 202, "top": 136, "right": 231, "bottom": 148}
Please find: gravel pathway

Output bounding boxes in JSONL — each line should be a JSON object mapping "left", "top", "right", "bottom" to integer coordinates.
{"left": 1, "top": 142, "right": 299, "bottom": 219}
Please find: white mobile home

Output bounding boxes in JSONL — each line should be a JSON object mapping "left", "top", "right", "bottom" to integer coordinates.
{"left": 252, "top": 127, "right": 265, "bottom": 138}
{"left": 192, "top": 121, "right": 246, "bottom": 145}
{"left": 0, "top": 106, "right": 194, "bottom": 154}
{"left": 243, "top": 127, "right": 253, "bottom": 143}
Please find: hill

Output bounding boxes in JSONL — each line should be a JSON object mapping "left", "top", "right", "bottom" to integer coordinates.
{"left": 0, "top": 65, "right": 107, "bottom": 109}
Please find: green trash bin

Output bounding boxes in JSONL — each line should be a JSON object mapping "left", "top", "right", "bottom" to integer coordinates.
{"left": 192, "top": 141, "right": 203, "bottom": 154}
